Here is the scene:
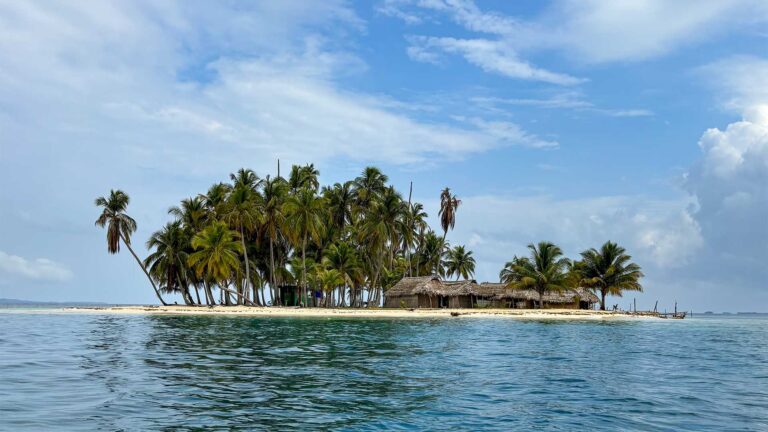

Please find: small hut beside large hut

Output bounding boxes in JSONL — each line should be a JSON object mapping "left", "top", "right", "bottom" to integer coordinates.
{"left": 384, "top": 276, "right": 598, "bottom": 309}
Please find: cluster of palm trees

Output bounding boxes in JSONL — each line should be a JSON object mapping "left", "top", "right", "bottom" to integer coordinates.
{"left": 500, "top": 241, "right": 644, "bottom": 310}
{"left": 95, "top": 166, "right": 477, "bottom": 307}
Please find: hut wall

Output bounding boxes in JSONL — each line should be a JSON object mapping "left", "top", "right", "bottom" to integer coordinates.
{"left": 383, "top": 295, "right": 419, "bottom": 308}
{"left": 542, "top": 301, "right": 579, "bottom": 309}
{"left": 448, "top": 295, "right": 472, "bottom": 308}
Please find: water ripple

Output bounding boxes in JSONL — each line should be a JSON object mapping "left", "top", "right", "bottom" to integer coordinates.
{"left": 0, "top": 313, "right": 767, "bottom": 430}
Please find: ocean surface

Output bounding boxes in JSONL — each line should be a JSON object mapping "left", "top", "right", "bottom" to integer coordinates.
{"left": 0, "top": 310, "right": 766, "bottom": 431}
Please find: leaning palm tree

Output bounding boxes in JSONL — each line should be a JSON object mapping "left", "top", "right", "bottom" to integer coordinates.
{"left": 283, "top": 188, "right": 325, "bottom": 306}
{"left": 438, "top": 187, "right": 461, "bottom": 241}
{"left": 187, "top": 221, "right": 256, "bottom": 306}
{"left": 445, "top": 245, "right": 476, "bottom": 280}
{"left": 501, "top": 242, "right": 570, "bottom": 309}
{"left": 578, "top": 241, "right": 644, "bottom": 310}
{"left": 95, "top": 190, "right": 167, "bottom": 305}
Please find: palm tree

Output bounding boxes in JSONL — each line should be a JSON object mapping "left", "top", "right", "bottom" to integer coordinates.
{"left": 353, "top": 166, "right": 387, "bottom": 213}
{"left": 404, "top": 203, "right": 428, "bottom": 277}
{"left": 222, "top": 185, "right": 262, "bottom": 304}
{"left": 578, "top": 241, "right": 644, "bottom": 310}
{"left": 95, "top": 190, "right": 167, "bottom": 305}
{"left": 438, "top": 187, "right": 461, "bottom": 241}
{"left": 323, "top": 181, "right": 354, "bottom": 234}
{"left": 419, "top": 230, "right": 447, "bottom": 276}
{"left": 283, "top": 188, "right": 325, "bottom": 306}
{"left": 144, "top": 221, "right": 192, "bottom": 304}
{"left": 168, "top": 196, "right": 207, "bottom": 232}
{"left": 261, "top": 176, "right": 287, "bottom": 304}
{"left": 318, "top": 269, "right": 345, "bottom": 307}
{"left": 187, "top": 221, "right": 255, "bottom": 306}
{"left": 230, "top": 168, "right": 261, "bottom": 190}
{"left": 323, "top": 241, "right": 361, "bottom": 307}
{"left": 501, "top": 242, "right": 570, "bottom": 308}
{"left": 445, "top": 245, "right": 476, "bottom": 280}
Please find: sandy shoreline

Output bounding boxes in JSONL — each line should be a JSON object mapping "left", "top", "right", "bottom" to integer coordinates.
{"left": 35, "top": 305, "right": 662, "bottom": 320}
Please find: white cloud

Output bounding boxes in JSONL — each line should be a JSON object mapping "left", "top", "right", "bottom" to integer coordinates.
{"left": 473, "top": 93, "right": 653, "bottom": 117}
{"left": 0, "top": 251, "right": 73, "bottom": 282}
{"left": 549, "top": 0, "right": 768, "bottom": 63}
{"left": 437, "top": 195, "right": 702, "bottom": 275}
{"left": 392, "top": 0, "right": 768, "bottom": 69}
{"left": 407, "top": 36, "right": 583, "bottom": 85}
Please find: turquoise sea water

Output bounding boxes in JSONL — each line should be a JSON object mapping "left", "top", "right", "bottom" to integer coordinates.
{"left": 0, "top": 310, "right": 766, "bottom": 431}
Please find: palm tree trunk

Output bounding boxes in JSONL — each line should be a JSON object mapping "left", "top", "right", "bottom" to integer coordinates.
{"left": 600, "top": 290, "right": 607, "bottom": 311}
{"left": 120, "top": 234, "right": 167, "bottom": 305}
{"left": 302, "top": 234, "right": 308, "bottom": 307}
{"left": 218, "top": 281, "right": 257, "bottom": 306}
{"left": 194, "top": 286, "right": 201, "bottom": 305}
{"left": 240, "top": 225, "right": 251, "bottom": 305}
{"left": 269, "top": 236, "right": 277, "bottom": 305}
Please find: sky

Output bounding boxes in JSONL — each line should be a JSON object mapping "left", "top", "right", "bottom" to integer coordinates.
{"left": 0, "top": 0, "right": 766, "bottom": 312}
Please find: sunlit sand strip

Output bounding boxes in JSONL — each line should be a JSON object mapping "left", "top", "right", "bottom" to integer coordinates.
{"left": 41, "top": 306, "right": 663, "bottom": 319}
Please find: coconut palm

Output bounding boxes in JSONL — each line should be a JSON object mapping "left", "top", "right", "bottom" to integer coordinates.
{"left": 168, "top": 196, "right": 208, "bottom": 232}
{"left": 419, "top": 230, "right": 447, "bottom": 276}
{"left": 501, "top": 242, "right": 571, "bottom": 309}
{"left": 404, "top": 202, "right": 428, "bottom": 277}
{"left": 438, "top": 187, "right": 461, "bottom": 241}
{"left": 288, "top": 164, "right": 320, "bottom": 193}
{"left": 445, "top": 245, "right": 476, "bottom": 280}
{"left": 144, "top": 221, "right": 192, "bottom": 304}
{"left": 188, "top": 221, "right": 255, "bottom": 306}
{"left": 323, "top": 181, "right": 354, "bottom": 234}
{"left": 95, "top": 189, "right": 167, "bottom": 305}
{"left": 578, "top": 241, "right": 644, "bottom": 310}
{"left": 318, "top": 269, "right": 345, "bottom": 307}
{"left": 353, "top": 166, "right": 387, "bottom": 212}
{"left": 230, "top": 168, "right": 261, "bottom": 190}
{"left": 222, "top": 185, "right": 263, "bottom": 304}
{"left": 261, "top": 175, "right": 287, "bottom": 303}
{"left": 283, "top": 188, "right": 325, "bottom": 306}
{"left": 323, "top": 241, "right": 361, "bottom": 306}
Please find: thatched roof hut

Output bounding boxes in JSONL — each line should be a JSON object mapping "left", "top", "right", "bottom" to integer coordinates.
{"left": 384, "top": 276, "right": 599, "bottom": 309}
{"left": 385, "top": 276, "right": 443, "bottom": 297}
{"left": 497, "top": 287, "right": 599, "bottom": 304}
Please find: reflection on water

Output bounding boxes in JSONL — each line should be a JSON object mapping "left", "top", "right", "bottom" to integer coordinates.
{"left": 1, "top": 313, "right": 767, "bottom": 430}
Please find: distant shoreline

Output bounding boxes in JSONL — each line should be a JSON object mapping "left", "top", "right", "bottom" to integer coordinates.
{"left": 43, "top": 305, "right": 665, "bottom": 319}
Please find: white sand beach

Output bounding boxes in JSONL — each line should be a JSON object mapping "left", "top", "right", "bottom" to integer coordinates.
{"left": 54, "top": 306, "right": 661, "bottom": 320}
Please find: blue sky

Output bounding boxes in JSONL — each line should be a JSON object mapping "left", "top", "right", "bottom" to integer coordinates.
{"left": 0, "top": 1, "right": 766, "bottom": 311}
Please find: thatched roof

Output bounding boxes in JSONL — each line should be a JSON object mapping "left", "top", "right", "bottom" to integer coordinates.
{"left": 385, "top": 276, "right": 443, "bottom": 297}
{"left": 473, "top": 282, "right": 506, "bottom": 297}
{"left": 386, "top": 277, "right": 599, "bottom": 304}
{"left": 496, "top": 287, "right": 599, "bottom": 303}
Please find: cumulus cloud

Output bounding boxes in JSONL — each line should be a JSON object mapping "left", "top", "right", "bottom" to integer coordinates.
{"left": 433, "top": 195, "right": 703, "bottom": 282}
{"left": 0, "top": 251, "right": 73, "bottom": 282}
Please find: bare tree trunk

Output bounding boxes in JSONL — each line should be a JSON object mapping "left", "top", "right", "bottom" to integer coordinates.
{"left": 120, "top": 234, "right": 167, "bottom": 305}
